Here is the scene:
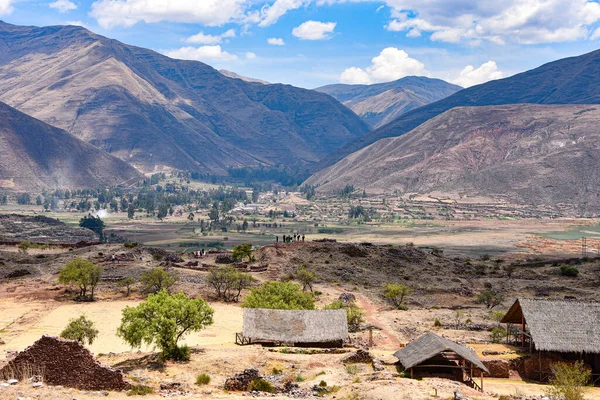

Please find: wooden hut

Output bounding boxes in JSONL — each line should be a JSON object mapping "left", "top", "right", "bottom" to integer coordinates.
{"left": 393, "top": 332, "right": 489, "bottom": 391}
{"left": 501, "top": 298, "right": 600, "bottom": 383}
{"left": 236, "top": 309, "right": 348, "bottom": 347}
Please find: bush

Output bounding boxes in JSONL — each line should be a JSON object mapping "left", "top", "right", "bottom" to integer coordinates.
{"left": 207, "top": 266, "right": 255, "bottom": 302}
{"left": 346, "top": 365, "right": 360, "bottom": 375}
{"left": 127, "top": 385, "right": 153, "bottom": 396}
{"left": 196, "top": 373, "right": 211, "bottom": 385}
{"left": 164, "top": 344, "right": 191, "bottom": 362}
{"left": 296, "top": 264, "right": 316, "bottom": 292}
{"left": 491, "top": 327, "right": 506, "bottom": 343}
{"left": 382, "top": 283, "right": 413, "bottom": 308}
{"left": 232, "top": 243, "right": 253, "bottom": 262}
{"left": 560, "top": 266, "right": 580, "bottom": 277}
{"left": 548, "top": 361, "right": 591, "bottom": 400}
{"left": 318, "top": 380, "right": 327, "bottom": 387}
{"left": 139, "top": 267, "right": 178, "bottom": 294}
{"left": 242, "top": 281, "right": 315, "bottom": 310}
{"left": 60, "top": 315, "right": 99, "bottom": 345}
{"left": 433, "top": 317, "right": 442, "bottom": 327}
{"left": 248, "top": 379, "right": 274, "bottom": 393}
{"left": 119, "top": 276, "right": 136, "bottom": 296}
{"left": 477, "top": 289, "right": 504, "bottom": 309}
{"left": 123, "top": 242, "right": 138, "bottom": 248}
{"left": 324, "top": 300, "right": 365, "bottom": 332}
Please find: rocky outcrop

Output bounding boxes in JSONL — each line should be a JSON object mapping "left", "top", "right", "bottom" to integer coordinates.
{"left": 0, "top": 335, "right": 129, "bottom": 391}
{"left": 223, "top": 367, "right": 261, "bottom": 391}
{"left": 341, "top": 349, "right": 374, "bottom": 364}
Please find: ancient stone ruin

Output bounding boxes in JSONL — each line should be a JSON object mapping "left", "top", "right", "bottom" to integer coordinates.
{"left": 0, "top": 335, "right": 129, "bottom": 391}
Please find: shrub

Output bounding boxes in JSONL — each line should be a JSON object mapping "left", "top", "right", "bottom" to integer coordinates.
{"left": 164, "top": 344, "right": 190, "bottom": 361}
{"left": 207, "top": 266, "right": 255, "bottom": 302}
{"left": 560, "top": 266, "right": 580, "bottom": 277}
{"left": 58, "top": 258, "right": 102, "bottom": 300}
{"left": 127, "top": 385, "right": 153, "bottom": 396}
{"left": 319, "top": 380, "right": 327, "bottom": 387}
{"left": 248, "top": 379, "right": 274, "bottom": 393}
{"left": 232, "top": 243, "right": 253, "bottom": 262}
{"left": 196, "top": 373, "right": 211, "bottom": 385}
{"left": 60, "top": 315, "right": 99, "bottom": 345}
{"left": 296, "top": 264, "right": 316, "bottom": 292}
{"left": 477, "top": 289, "right": 504, "bottom": 309}
{"left": 117, "top": 290, "right": 214, "bottom": 360}
{"left": 433, "top": 317, "right": 442, "bottom": 327}
{"left": 139, "top": 267, "right": 178, "bottom": 294}
{"left": 491, "top": 327, "right": 506, "bottom": 343}
{"left": 296, "top": 375, "right": 305, "bottom": 382}
{"left": 346, "top": 365, "right": 360, "bottom": 375}
{"left": 123, "top": 242, "right": 138, "bottom": 248}
{"left": 382, "top": 283, "right": 413, "bottom": 308}
{"left": 324, "top": 300, "right": 364, "bottom": 332}
{"left": 547, "top": 361, "right": 592, "bottom": 400}
{"left": 242, "top": 281, "right": 315, "bottom": 310}
{"left": 119, "top": 276, "right": 136, "bottom": 296}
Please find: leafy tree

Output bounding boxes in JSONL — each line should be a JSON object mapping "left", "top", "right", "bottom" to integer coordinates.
{"left": 140, "top": 267, "right": 178, "bottom": 294}
{"left": 187, "top": 213, "right": 195, "bottom": 222}
{"left": 490, "top": 311, "right": 505, "bottom": 328}
{"left": 17, "top": 240, "right": 32, "bottom": 254}
{"left": 60, "top": 315, "right": 99, "bottom": 345}
{"left": 383, "top": 283, "right": 413, "bottom": 309}
{"left": 127, "top": 204, "right": 135, "bottom": 219}
{"left": 119, "top": 276, "right": 136, "bottom": 296}
{"left": 477, "top": 289, "right": 505, "bottom": 309}
{"left": 35, "top": 195, "right": 42, "bottom": 206}
{"left": 491, "top": 327, "right": 506, "bottom": 343}
{"left": 16, "top": 192, "right": 31, "bottom": 205}
{"left": 157, "top": 203, "right": 169, "bottom": 220}
{"left": 232, "top": 243, "right": 253, "bottom": 262}
{"left": 206, "top": 266, "right": 255, "bottom": 302}
{"left": 242, "top": 281, "right": 315, "bottom": 310}
{"left": 296, "top": 264, "right": 316, "bottom": 292}
{"left": 324, "top": 300, "right": 364, "bottom": 332}
{"left": 58, "top": 258, "right": 102, "bottom": 300}
{"left": 208, "top": 206, "right": 219, "bottom": 222}
{"left": 547, "top": 361, "right": 591, "bottom": 400}
{"left": 79, "top": 215, "right": 105, "bottom": 241}
{"left": 0, "top": 191, "right": 7, "bottom": 205}
{"left": 117, "top": 290, "right": 214, "bottom": 360}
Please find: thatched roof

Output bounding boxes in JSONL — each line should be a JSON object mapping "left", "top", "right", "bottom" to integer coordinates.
{"left": 501, "top": 298, "right": 600, "bottom": 353}
{"left": 242, "top": 308, "right": 348, "bottom": 343}
{"left": 393, "top": 332, "right": 489, "bottom": 373}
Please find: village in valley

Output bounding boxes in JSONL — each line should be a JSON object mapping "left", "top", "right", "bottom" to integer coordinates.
{"left": 0, "top": 174, "right": 599, "bottom": 400}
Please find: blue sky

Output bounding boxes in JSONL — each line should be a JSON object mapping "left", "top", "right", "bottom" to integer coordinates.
{"left": 3, "top": 0, "right": 600, "bottom": 88}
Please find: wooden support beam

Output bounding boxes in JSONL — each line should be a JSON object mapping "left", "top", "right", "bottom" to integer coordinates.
{"left": 480, "top": 371, "right": 483, "bottom": 391}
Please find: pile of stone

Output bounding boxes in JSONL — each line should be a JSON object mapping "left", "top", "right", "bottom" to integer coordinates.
{"left": 0, "top": 335, "right": 129, "bottom": 391}
{"left": 341, "top": 349, "right": 374, "bottom": 364}
{"left": 215, "top": 254, "right": 235, "bottom": 264}
{"left": 223, "top": 367, "right": 261, "bottom": 391}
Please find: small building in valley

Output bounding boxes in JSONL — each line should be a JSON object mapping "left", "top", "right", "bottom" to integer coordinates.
{"left": 236, "top": 308, "right": 348, "bottom": 347}
{"left": 501, "top": 298, "right": 600, "bottom": 383}
{"left": 393, "top": 332, "right": 489, "bottom": 391}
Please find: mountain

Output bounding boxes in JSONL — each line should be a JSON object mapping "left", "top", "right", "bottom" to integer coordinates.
{"left": 219, "top": 70, "right": 270, "bottom": 85}
{"left": 316, "top": 49, "right": 600, "bottom": 170}
{"left": 0, "top": 101, "right": 141, "bottom": 192}
{"left": 315, "top": 77, "right": 461, "bottom": 129}
{"left": 305, "top": 104, "right": 600, "bottom": 211}
{"left": 0, "top": 21, "right": 369, "bottom": 175}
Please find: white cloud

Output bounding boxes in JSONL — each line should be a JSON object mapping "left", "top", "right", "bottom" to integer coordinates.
{"left": 164, "top": 45, "right": 238, "bottom": 62}
{"left": 384, "top": 0, "right": 600, "bottom": 45}
{"left": 67, "top": 20, "right": 88, "bottom": 28}
{"left": 90, "top": 0, "right": 247, "bottom": 28}
{"left": 259, "top": 0, "right": 307, "bottom": 27}
{"left": 0, "top": 0, "right": 14, "bottom": 15}
{"left": 451, "top": 61, "right": 504, "bottom": 87}
{"left": 292, "top": 20, "right": 336, "bottom": 40}
{"left": 267, "top": 37, "right": 285, "bottom": 46}
{"left": 245, "top": 52, "right": 257, "bottom": 59}
{"left": 186, "top": 29, "right": 236, "bottom": 45}
{"left": 340, "top": 47, "right": 429, "bottom": 84}
{"left": 50, "top": 0, "right": 77, "bottom": 13}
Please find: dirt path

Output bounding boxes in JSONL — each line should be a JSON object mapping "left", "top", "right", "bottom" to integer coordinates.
{"left": 353, "top": 292, "right": 402, "bottom": 350}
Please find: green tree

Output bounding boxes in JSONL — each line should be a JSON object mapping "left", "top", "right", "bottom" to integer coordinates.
{"left": 79, "top": 215, "right": 105, "bottom": 241}
{"left": 127, "top": 204, "right": 135, "bottom": 219}
{"left": 242, "top": 281, "right": 315, "bottom": 310}
{"left": 324, "top": 300, "right": 364, "bottom": 332}
{"left": 547, "top": 361, "right": 591, "bottom": 400}
{"left": 187, "top": 213, "right": 195, "bottom": 222}
{"left": 206, "top": 266, "right": 255, "bottom": 302}
{"left": 296, "top": 265, "right": 316, "bottom": 292}
{"left": 157, "top": 203, "right": 169, "bottom": 220}
{"left": 17, "top": 240, "right": 32, "bottom": 254}
{"left": 58, "top": 258, "right": 102, "bottom": 300}
{"left": 140, "top": 267, "right": 178, "bottom": 294}
{"left": 383, "top": 283, "right": 413, "bottom": 309}
{"left": 232, "top": 243, "right": 253, "bottom": 262}
{"left": 60, "top": 315, "right": 99, "bottom": 345}
{"left": 0, "top": 191, "right": 8, "bottom": 205}
{"left": 477, "top": 289, "right": 505, "bottom": 309}
{"left": 489, "top": 311, "right": 505, "bottom": 328}
{"left": 117, "top": 290, "right": 214, "bottom": 360}
{"left": 119, "top": 276, "right": 136, "bottom": 296}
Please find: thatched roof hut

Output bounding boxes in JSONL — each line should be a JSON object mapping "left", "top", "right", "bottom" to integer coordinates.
{"left": 501, "top": 298, "right": 600, "bottom": 353}
{"left": 241, "top": 308, "right": 348, "bottom": 346}
{"left": 394, "top": 332, "right": 489, "bottom": 373}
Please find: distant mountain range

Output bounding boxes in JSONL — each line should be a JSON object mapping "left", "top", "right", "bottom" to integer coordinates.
{"left": 0, "top": 21, "right": 369, "bottom": 175}
{"left": 316, "top": 49, "right": 600, "bottom": 171}
{"left": 219, "top": 70, "right": 270, "bottom": 85}
{"left": 0, "top": 101, "right": 141, "bottom": 192}
{"left": 306, "top": 104, "right": 600, "bottom": 212}
{"left": 315, "top": 77, "right": 461, "bottom": 129}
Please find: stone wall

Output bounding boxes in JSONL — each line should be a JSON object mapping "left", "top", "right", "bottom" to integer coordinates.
{"left": 0, "top": 335, "right": 129, "bottom": 391}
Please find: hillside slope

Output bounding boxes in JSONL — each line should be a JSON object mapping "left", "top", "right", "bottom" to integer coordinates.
{"left": 316, "top": 77, "right": 461, "bottom": 128}
{"left": 317, "top": 49, "right": 600, "bottom": 169}
{"left": 0, "top": 22, "right": 369, "bottom": 174}
{"left": 0, "top": 101, "right": 141, "bottom": 191}
{"left": 306, "top": 104, "right": 600, "bottom": 212}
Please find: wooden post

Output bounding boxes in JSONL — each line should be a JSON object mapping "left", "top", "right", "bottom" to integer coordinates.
{"left": 480, "top": 370, "right": 483, "bottom": 391}
{"left": 521, "top": 314, "right": 526, "bottom": 348}
{"left": 410, "top": 368, "right": 414, "bottom": 379}
{"left": 506, "top": 323, "right": 509, "bottom": 344}
{"left": 539, "top": 350, "right": 542, "bottom": 382}
{"left": 369, "top": 327, "right": 373, "bottom": 348}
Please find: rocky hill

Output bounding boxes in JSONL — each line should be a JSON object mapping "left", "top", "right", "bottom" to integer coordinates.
{"left": 306, "top": 104, "right": 600, "bottom": 213}
{"left": 316, "top": 49, "right": 600, "bottom": 169}
{"left": 0, "top": 22, "right": 369, "bottom": 174}
{"left": 0, "top": 101, "right": 141, "bottom": 192}
{"left": 316, "top": 77, "right": 461, "bottom": 129}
